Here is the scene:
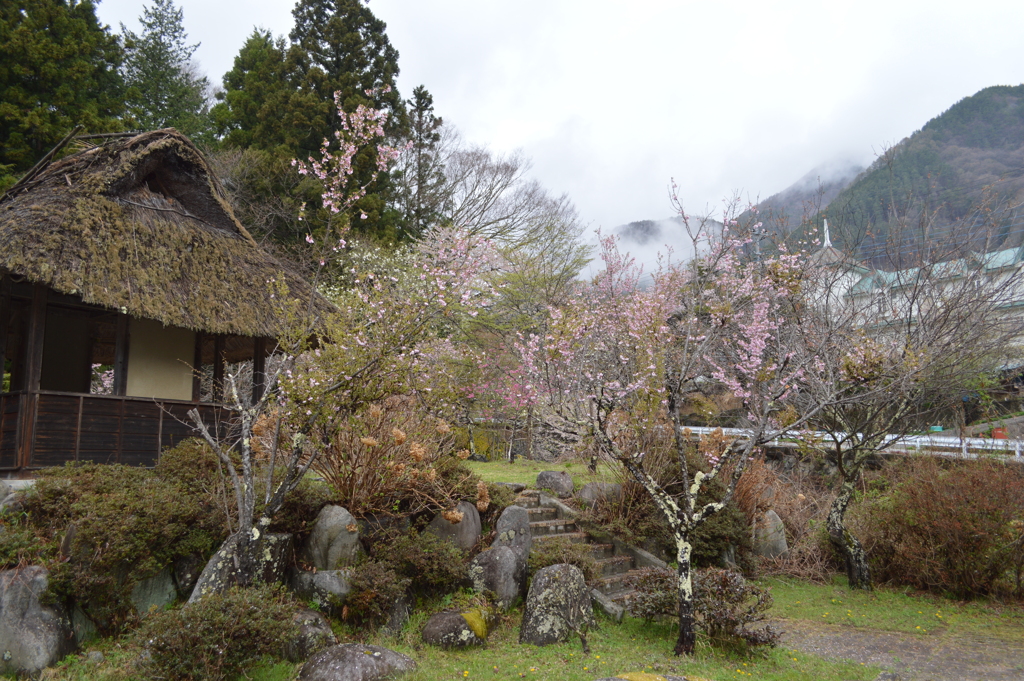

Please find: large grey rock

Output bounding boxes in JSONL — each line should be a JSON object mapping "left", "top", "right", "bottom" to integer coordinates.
{"left": 0, "top": 566, "right": 75, "bottom": 676}
{"left": 535, "top": 470, "right": 573, "bottom": 497}
{"left": 289, "top": 569, "right": 352, "bottom": 616}
{"left": 495, "top": 482, "right": 526, "bottom": 494}
{"left": 492, "top": 505, "right": 532, "bottom": 558}
{"left": 303, "top": 506, "right": 364, "bottom": 570}
{"left": 426, "top": 501, "right": 481, "bottom": 551}
{"left": 519, "top": 563, "right": 594, "bottom": 646}
{"left": 753, "top": 510, "right": 789, "bottom": 559}
{"left": 382, "top": 592, "right": 412, "bottom": 637}
{"left": 421, "top": 610, "right": 487, "bottom": 648}
{"left": 468, "top": 546, "right": 523, "bottom": 611}
{"left": 131, "top": 566, "right": 177, "bottom": 616}
{"left": 299, "top": 643, "right": 417, "bottom": 681}
{"left": 188, "top": 532, "right": 293, "bottom": 603}
{"left": 0, "top": 492, "right": 26, "bottom": 514}
{"left": 0, "top": 481, "right": 11, "bottom": 502}
{"left": 284, "top": 608, "right": 337, "bottom": 663}
{"left": 576, "top": 482, "right": 622, "bottom": 508}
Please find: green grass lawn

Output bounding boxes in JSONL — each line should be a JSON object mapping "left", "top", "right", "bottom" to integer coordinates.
{"left": 466, "top": 458, "right": 620, "bottom": 488}
{"left": 761, "top": 574, "right": 1024, "bottom": 642}
{"left": 366, "top": 609, "right": 881, "bottom": 681}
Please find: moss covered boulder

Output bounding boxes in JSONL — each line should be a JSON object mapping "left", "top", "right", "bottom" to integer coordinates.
{"left": 519, "top": 563, "right": 594, "bottom": 646}
{"left": 421, "top": 609, "right": 490, "bottom": 648}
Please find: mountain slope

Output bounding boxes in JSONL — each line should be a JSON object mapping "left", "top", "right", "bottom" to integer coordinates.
{"left": 743, "top": 159, "right": 863, "bottom": 237}
{"left": 819, "top": 85, "right": 1024, "bottom": 261}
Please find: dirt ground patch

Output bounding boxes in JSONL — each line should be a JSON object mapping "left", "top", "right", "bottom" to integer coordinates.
{"left": 780, "top": 618, "right": 1024, "bottom": 681}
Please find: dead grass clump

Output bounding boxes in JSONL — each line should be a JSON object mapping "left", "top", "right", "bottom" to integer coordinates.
{"left": 738, "top": 456, "right": 838, "bottom": 582}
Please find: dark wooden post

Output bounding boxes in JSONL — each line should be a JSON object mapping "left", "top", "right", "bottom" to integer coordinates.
{"left": 113, "top": 312, "right": 129, "bottom": 396}
{"left": 213, "top": 335, "right": 225, "bottom": 402}
{"left": 0, "top": 273, "right": 10, "bottom": 392}
{"left": 251, "top": 337, "right": 267, "bottom": 404}
{"left": 17, "top": 285, "right": 47, "bottom": 469}
{"left": 192, "top": 331, "right": 203, "bottom": 402}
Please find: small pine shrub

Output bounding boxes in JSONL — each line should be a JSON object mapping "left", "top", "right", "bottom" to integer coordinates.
{"left": 627, "top": 567, "right": 677, "bottom": 623}
{"left": 480, "top": 482, "right": 516, "bottom": 528}
{"left": 17, "top": 461, "right": 226, "bottom": 635}
{"left": 527, "top": 536, "right": 600, "bottom": 583}
{"left": 134, "top": 585, "right": 296, "bottom": 681}
{"left": 576, "top": 419, "right": 753, "bottom": 571}
{"left": 385, "top": 530, "right": 469, "bottom": 596}
{"left": 693, "top": 568, "right": 779, "bottom": 649}
{"left": 264, "top": 475, "right": 333, "bottom": 539}
{"left": 344, "top": 559, "right": 411, "bottom": 627}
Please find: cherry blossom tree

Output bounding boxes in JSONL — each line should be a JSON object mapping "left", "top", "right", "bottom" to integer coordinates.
{"left": 186, "top": 92, "right": 495, "bottom": 600}
{"left": 512, "top": 201, "right": 840, "bottom": 655}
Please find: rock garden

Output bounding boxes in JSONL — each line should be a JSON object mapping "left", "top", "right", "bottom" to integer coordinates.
{"left": 1, "top": 427, "right": 1022, "bottom": 681}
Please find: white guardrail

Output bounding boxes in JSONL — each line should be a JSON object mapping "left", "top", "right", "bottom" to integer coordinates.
{"left": 682, "top": 426, "right": 1024, "bottom": 461}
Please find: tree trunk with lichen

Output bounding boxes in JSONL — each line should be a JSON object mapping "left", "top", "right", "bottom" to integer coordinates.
{"left": 674, "top": 539, "right": 697, "bottom": 655}
{"left": 827, "top": 478, "right": 871, "bottom": 590}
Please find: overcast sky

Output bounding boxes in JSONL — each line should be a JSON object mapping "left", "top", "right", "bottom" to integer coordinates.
{"left": 95, "top": 0, "right": 1024, "bottom": 233}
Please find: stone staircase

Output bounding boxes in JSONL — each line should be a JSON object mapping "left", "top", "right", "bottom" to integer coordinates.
{"left": 513, "top": 489, "right": 658, "bottom": 617}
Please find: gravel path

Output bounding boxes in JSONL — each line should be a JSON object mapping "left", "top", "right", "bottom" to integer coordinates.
{"left": 780, "top": 619, "right": 1024, "bottom": 681}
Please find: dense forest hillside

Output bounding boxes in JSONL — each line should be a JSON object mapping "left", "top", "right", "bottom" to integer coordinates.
{"left": 817, "top": 85, "right": 1024, "bottom": 262}
{"left": 740, "top": 159, "right": 862, "bottom": 237}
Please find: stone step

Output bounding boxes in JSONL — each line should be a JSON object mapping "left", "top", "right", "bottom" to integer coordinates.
{"left": 592, "top": 571, "right": 636, "bottom": 596}
{"left": 589, "top": 543, "right": 616, "bottom": 560}
{"left": 529, "top": 518, "right": 579, "bottom": 536}
{"left": 526, "top": 507, "right": 558, "bottom": 522}
{"left": 532, "top": 531, "right": 588, "bottom": 545}
{"left": 610, "top": 589, "right": 639, "bottom": 609}
{"left": 595, "top": 555, "right": 634, "bottom": 578}
{"left": 513, "top": 491, "right": 540, "bottom": 508}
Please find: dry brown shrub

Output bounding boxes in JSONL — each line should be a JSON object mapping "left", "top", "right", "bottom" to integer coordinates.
{"left": 476, "top": 480, "right": 490, "bottom": 512}
{"left": 733, "top": 455, "right": 777, "bottom": 524}
{"left": 312, "top": 396, "right": 474, "bottom": 517}
{"left": 748, "top": 458, "right": 837, "bottom": 582}
{"left": 850, "top": 457, "right": 1024, "bottom": 598}
{"left": 251, "top": 409, "right": 287, "bottom": 461}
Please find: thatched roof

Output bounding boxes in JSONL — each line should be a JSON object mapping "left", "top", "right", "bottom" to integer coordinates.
{"left": 0, "top": 129, "right": 329, "bottom": 338}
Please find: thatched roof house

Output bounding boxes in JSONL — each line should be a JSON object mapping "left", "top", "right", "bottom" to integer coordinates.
{"left": 0, "top": 129, "right": 327, "bottom": 475}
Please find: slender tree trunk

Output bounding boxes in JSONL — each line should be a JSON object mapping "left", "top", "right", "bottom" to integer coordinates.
{"left": 827, "top": 479, "right": 871, "bottom": 590}
{"left": 674, "top": 538, "right": 697, "bottom": 655}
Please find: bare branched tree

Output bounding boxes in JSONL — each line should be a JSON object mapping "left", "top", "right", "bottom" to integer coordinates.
{"left": 795, "top": 209, "right": 1024, "bottom": 589}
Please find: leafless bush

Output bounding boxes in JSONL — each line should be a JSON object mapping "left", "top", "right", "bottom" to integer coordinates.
{"left": 739, "top": 457, "right": 838, "bottom": 583}
{"left": 310, "top": 396, "right": 477, "bottom": 518}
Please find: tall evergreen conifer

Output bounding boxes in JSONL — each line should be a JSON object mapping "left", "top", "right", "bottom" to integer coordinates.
{"left": 288, "top": 0, "right": 407, "bottom": 240}
{"left": 212, "top": 30, "right": 320, "bottom": 154}
{"left": 395, "top": 85, "right": 446, "bottom": 238}
{"left": 121, "top": 0, "right": 212, "bottom": 142}
{"left": 0, "top": 0, "right": 123, "bottom": 184}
